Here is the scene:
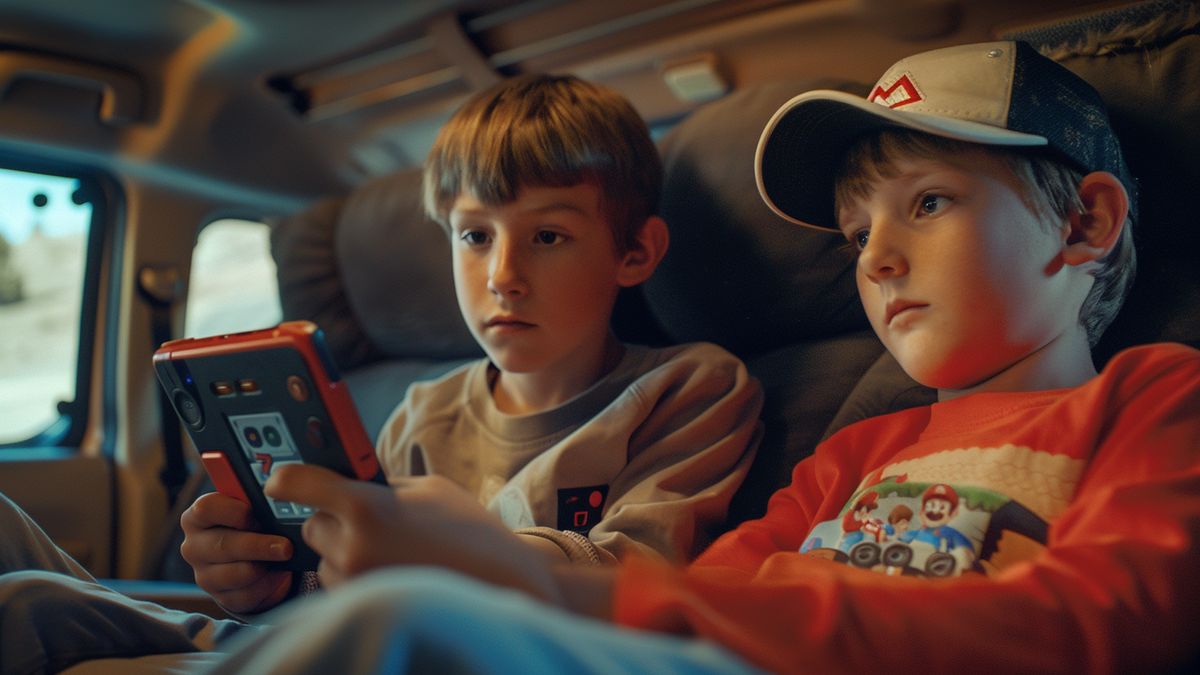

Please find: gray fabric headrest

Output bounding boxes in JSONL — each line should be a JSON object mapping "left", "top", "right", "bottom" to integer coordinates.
{"left": 646, "top": 79, "right": 872, "bottom": 357}
{"left": 335, "top": 170, "right": 480, "bottom": 361}
{"left": 271, "top": 170, "right": 480, "bottom": 369}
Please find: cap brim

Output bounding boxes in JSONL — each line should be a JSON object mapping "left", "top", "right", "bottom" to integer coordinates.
{"left": 754, "top": 90, "right": 1048, "bottom": 231}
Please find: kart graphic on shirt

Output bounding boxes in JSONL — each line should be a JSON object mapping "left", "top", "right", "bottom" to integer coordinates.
{"left": 799, "top": 477, "right": 1049, "bottom": 578}
{"left": 845, "top": 538, "right": 966, "bottom": 577}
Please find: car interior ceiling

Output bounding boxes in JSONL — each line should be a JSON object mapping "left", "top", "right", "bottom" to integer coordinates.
{"left": 0, "top": 0, "right": 1133, "bottom": 208}
{"left": 0, "top": 0, "right": 1197, "bottom": 620}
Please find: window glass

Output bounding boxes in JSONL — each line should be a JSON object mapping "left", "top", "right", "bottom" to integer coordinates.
{"left": 185, "top": 218, "right": 282, "bottom": 338}
{"left": 0, "top": 167, "right": 93, "bottom": 443}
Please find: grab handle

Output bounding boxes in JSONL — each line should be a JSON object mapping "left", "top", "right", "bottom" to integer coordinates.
{"left": 0, "top": 50, "right": 143, "bottom": 125}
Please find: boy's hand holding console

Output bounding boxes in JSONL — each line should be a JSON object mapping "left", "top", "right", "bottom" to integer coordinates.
{"left": 158, "top": 321, "right": 386, "bottom": 611}
{"left": 162, "top": 321, "right": 558, "bottom": 614}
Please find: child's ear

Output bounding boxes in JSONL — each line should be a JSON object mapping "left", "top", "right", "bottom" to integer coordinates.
{"left": 1061, "top": 171, "right": 1129, "bottom": 267}
{"left": 616, "top": 216, "right": 669, "bottom": 287}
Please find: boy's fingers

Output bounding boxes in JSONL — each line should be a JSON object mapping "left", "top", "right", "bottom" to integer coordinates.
{"left": 300, "top": 510, "right": 341, "bottom": 557}
{"left": 188, "top": 528, "right": 292, "bottom": 564}
{"left": 264, "top": 463, "right": 349, "bottom": 512}
{"left": 185, "top": 491, "right": 257, "bottom": 531}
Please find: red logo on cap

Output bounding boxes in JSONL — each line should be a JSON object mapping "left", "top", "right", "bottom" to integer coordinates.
{"left": 869, "top": 73, "right": 923, "bottom": 109}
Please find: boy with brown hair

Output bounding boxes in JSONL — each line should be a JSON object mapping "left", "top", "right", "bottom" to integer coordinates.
{"left": 177, "top": 73, "right": 762, "bottom": 614}
{"left": 0, "top": 74, "right": 764, "bottom": 673}
{"left": 224, "top": 41, "right": 1198, "bottom": 673}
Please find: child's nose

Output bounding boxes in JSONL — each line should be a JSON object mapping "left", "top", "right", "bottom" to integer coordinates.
{"left": 858, "top": 222, "right": 908, "bottom": 283}
{"left": 487, "top": 241, "right": 528, "bottom": 297}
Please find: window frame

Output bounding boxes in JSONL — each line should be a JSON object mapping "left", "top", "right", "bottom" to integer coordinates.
{"left": 0, "top": 153, "right": 117, "bottom": 450}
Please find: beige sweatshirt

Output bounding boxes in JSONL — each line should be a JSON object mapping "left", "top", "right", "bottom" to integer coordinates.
{"left": 375, "top": 342, "right": 763, "bottom": 564}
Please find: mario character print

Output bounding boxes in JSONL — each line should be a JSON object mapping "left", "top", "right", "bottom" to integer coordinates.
{"left": 836, "top": 491, "right": 885, "bottom": 553}
{"left": 800, "top": 445, "right": 1070, "bottom": 577}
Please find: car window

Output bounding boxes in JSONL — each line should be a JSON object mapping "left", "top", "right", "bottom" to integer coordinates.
{"left": 0, "top": 166, "right": 96, "bottom": 444}
{"left": 184, "top": 218, "right": 282, "bottom": 338}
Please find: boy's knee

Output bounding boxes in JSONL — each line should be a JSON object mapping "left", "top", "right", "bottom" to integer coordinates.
{"left": 0, "top": 571, "right": 88, "bottom": 672}
{"left": 0, "top": 570, "right": 85, "bottom": 614}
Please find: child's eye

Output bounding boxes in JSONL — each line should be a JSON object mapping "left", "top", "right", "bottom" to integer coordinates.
{"left": 918, "top": 193, "right": 950, "bottom": 216}
{"left": 460, "top": 230, "right": 490, "bottom": 246}
{"left": 534, "top": 230, "right": 565, "bottom": 245}
{"left": 849, "top": 229, "right": 870, "bottom": 252}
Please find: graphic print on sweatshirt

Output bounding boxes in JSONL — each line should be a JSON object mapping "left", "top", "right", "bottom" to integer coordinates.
{"left": 800, "top": 444, "right": 1084, "bottom": 577}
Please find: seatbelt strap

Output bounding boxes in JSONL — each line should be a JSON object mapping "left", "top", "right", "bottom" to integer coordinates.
{"left": 137, "top": 265, "right": 189, "bottom": 508}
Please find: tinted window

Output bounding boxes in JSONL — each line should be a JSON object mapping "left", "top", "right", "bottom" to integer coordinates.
{"left": 0, "top": 166, "right": 96, "bottom": 444}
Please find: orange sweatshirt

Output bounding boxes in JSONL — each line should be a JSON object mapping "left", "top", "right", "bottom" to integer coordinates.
{"left": 614, "top": 343, "right": 1200, "bottom": 674}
